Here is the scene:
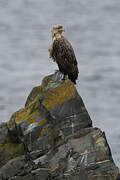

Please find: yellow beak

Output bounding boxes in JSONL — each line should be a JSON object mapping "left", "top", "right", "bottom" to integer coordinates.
{"left": 61, "top": 27, "right": 65, "bottom": 32}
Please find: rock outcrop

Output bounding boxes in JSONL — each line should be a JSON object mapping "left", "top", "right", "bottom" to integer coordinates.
{"left": 0, "top": 71, "right": 119, "bottom": 179}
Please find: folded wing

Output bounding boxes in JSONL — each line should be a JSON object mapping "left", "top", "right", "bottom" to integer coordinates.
{"left": 52, "top": 37, "right": 79, "bottom": 84}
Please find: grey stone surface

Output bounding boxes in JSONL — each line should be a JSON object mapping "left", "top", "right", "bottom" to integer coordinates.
{"left": 0, "top": 128, "right": 118, "bottom": 179}
{"left": 0, "top": 72, "right": 119, "bottom": 179}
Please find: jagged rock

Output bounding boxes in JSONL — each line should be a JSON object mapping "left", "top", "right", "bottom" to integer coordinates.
{"left": 0, "top": 71, "right": 118, "bottom": 179}
{"left": 7, "top": 71, "right": 92, "bottom": 153}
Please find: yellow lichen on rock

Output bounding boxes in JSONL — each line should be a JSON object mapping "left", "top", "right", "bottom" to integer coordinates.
{"left": 25, "top": 86, "right": 42, "bottom": 108}
{"left": 0, "top": 140, "right": 26, "bottom": 168}
{"left": 25, "top": 75, "right": 52, "bottom": 107}
{"left": 8, "top": 74, "right": 78, "bottom": 129}
{"left": 8, "top": 106, "right": 31, "bottom": 126}
{"left": 25, "top": 113, "right": 36, "bottom": 124}
{"left": 39, "top": 119, "right": 46, "bottom": 126}
{"left": 42, "top": 81, "right": 76, "bottom": 109}
{"left": 8, "top": 73, "right": 78, "bottom": 127}
{"left": 7, "top": 108, "right": 27, "bottom": 126}
{"left": 6, "top": 73, "right": 78, "bottom": 167}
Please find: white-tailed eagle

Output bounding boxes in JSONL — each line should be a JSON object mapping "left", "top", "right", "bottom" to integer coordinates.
{"left": 49, "top": 25, "right": 79, "bottom": 84}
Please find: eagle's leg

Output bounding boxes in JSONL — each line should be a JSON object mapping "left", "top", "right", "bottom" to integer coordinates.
{"left": 62, "top": 74, "right": 66, "bottom": 81}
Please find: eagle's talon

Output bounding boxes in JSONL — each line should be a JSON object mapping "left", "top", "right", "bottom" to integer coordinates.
{"left": 62, "top": 74, "right": 66, "bottom": 81}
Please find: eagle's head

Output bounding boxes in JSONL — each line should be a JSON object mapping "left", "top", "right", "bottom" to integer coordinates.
{"left": 51, "top": 25, "right": 65, "bottom": 37}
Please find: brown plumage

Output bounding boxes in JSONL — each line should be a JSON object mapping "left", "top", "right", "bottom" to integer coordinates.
{"left": 49, "top": 25, "right": 79, "bottom": 84}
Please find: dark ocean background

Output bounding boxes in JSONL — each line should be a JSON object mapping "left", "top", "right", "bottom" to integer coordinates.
{"left": 0, "top": 0, "right": 120, "bottom": 166}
